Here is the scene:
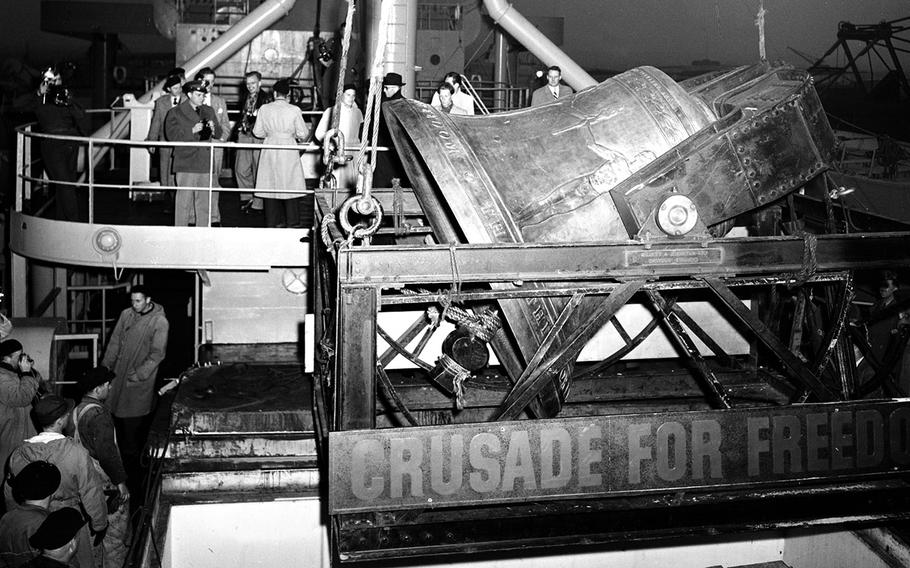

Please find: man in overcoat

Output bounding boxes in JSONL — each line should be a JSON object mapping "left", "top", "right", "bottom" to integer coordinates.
{"left": 100, "top": 286, "right": 168, "bottom": 470}
{"left": 164, "top": 80, "right": 222, "bottom": 226}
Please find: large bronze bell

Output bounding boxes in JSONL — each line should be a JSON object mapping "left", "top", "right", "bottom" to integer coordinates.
{"left": 382, "top": 62, "right": 836, "bottom": 417}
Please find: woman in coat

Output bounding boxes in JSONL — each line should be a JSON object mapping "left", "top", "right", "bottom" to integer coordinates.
{"left": 253, "top": 79, "right": 310, "bottom": 228}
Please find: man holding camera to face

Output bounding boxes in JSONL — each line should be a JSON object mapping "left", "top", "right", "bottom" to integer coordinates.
{"left": 0, "top": 340, "right": 45, "bottom": 481}
{"left": 164, "top": 79, "right": 222, "bottom": 227}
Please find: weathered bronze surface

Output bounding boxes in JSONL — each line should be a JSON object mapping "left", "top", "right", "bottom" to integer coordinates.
{"left": 383, "top": 63, "right": 836, "bottom": 417}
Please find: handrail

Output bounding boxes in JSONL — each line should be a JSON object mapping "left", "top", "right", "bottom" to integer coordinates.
{"left": 15, "top": 119, "right": 387, "bottom": 225}
{"left": 460, "top": 75, "right": 490, "bottom": 115}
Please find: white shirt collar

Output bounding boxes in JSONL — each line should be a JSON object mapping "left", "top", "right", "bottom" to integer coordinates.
{"left": 26, "top": 431, "right": 64, "bottom": 444}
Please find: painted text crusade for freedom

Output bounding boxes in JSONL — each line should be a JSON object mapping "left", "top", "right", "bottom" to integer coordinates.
{"left": 329, "top": 401, "right": 910, "bottom": 513}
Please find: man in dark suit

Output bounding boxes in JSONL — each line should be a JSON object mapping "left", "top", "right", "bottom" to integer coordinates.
{"left": 164, "top": 80, "right": 222, "bottom": 226}
{"left": 235, "top": 71, "right": 272, "bottom": 213}
{"left": 530, "top": 66, "right": 574, "bottom": 107}
{"left": 146, "top": 75, "right": 183, "bottom": 191}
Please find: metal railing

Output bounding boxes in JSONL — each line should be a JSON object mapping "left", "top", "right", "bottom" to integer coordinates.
{"left": 414, "top": 82, "right": 530, "bottom": 112}
{"left": 14, "top": 114, "right": 378, "bottom": 228}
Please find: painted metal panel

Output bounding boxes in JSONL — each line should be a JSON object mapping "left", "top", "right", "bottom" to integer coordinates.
{"left": 329, "top": 400, "right": 910, "bottom": 513}
{"left": 9, "top": 213, "right": 309, "bottom": 270}
{"left": 201, "top": 270, "right": 308, "bottom": 344}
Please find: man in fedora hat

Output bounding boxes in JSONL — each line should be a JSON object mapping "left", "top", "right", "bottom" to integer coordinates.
{"left": 374, "top": 72, "right": 410, "bottom": 190}
{"left": 381, "top": 72, "right": 405, "bottom": 99}
{"left": 73, "top": 367, "right": 129, "bottom": 568}
{"left": 25, "top": 507, "right": 86, "bottom": 567}
{"left": 0, "top": 339, "right": 43, "bottom": 477}
{"left": 0, "top": 461, "right": 61, "bottom": 567}
{"left": 5, "top": 396, "right": 107, "bottom": 568}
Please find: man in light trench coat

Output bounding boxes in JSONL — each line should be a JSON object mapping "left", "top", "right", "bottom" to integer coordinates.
{"left": 101, "top": 285, "right": 168, "bottom": 475}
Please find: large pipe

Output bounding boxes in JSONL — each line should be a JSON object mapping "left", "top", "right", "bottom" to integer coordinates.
{"left": 483, "top": 0, "right": 596, "bottom": 91}
{"left": 88, "top": 0, "right": 298, "bottom": 165}
{"left": 363, "top": 0, "right": 418, "bottom": 98}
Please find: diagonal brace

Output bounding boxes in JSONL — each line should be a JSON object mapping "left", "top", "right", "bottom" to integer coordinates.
{"left": 495, "top": 281, "right": 645, "bottom": 420}
{"left": 647, "top": 290, "right": 732, "bottom": 409}
{"left": 702, "top": 277, "right": 838, "bottom": 402}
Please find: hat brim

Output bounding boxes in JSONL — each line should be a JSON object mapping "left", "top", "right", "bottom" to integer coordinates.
{"left": 35, "top": 398, "right": 75, "bottom": 427}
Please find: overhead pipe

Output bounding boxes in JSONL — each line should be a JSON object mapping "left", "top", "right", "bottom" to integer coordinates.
{"left": 483, "top": 0, "right": 597, "bottom": 91}
{"left": 88, "top": 0, "right": 298, "bottom": 166}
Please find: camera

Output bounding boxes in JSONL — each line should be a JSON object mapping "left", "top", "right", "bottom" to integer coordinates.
{"left": 318, "top": 41, "right": 333, "bottom": 63}
{"left": 198, "top": 121, "right": 212, "bottom": 141}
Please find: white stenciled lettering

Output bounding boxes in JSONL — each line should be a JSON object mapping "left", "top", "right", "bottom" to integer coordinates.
{"left": 540, "top": 427, "right": 572, "bottom": 489}
{"left": 351, "top": 439, "right": 384, "bottom": 500}
{"left": 628, "top": 423, "right": 652, "bottom": 484}
{"left": 578, "top": 425, "right": 603, "bottom": 487}
{"left": 469, "top": 433, "right": 502, "bottom": 493}
{"left": 390, "top": 437, "right": 423, "bottom": 498}
{"left": 501, "top": 430, "right": 537, "bottom": 491}
{"left": 690, "top": 420, "right": 723, "bottom": 479}
{"left": 430, "top": 434, "right": 463, "bottom": 496}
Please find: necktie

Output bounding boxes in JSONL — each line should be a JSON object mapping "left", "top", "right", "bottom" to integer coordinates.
{"left": 172, "top": 96, "right": 179, "bottom": 107}
{"left": 552, "top": 89, "right": 559, "bottom": 99}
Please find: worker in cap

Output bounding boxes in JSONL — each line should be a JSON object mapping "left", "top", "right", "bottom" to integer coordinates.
{"left": 182, "top": 79, "right": 208, "bottom": 95}
{"left": 26, "top": 507, "right": 86, "bottom": 567}
{"left": 0, "top": 338, "right": 42, "bottom": 483}
{"left": 74, "top": 366, "right": 130, "bottom": 568}
{"left": 5, "top": 395, "right": 107, "bottom": 568}
{"left": 0, "top": 461, "right": 61, "bottom": 567}
{"left": 165, "top": 77, "right": 222, "bottom": 227}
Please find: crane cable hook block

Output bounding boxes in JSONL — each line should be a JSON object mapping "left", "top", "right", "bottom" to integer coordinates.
{"left": 338, "top": 194, "right": 383, "bottom": 239}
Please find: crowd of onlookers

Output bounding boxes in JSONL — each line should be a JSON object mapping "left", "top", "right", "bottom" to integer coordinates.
{"left": 28, "top": 62, "right": 575, "bottom": 228}
{"left": 0, "top": 285, "right": 167, "bottom": 567}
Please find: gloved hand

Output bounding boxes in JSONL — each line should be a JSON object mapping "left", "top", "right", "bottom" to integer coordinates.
{"left": 92, "top": 527, "right": 107, "bottom": 547}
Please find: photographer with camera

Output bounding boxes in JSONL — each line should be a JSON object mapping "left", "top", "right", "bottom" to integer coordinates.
{"left": 35, "top": 81, "right": 88, "bottom": 222}
{"left": 235, "top": 71, "right": 273, "bottom": 216}
{"left": 0, "top": 340, "right": 45, "bottom": 490}
{"left": 164, "top": 80, "right": 222, "bottom": 227}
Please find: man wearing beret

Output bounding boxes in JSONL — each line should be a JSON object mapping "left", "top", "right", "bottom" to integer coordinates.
{"left": 164, "top": 79, "right": 223, "bottom": 227}
{"left": 0, "top": 339, "right": 42, "bottom": 476}
{"left": 146, "top": 74, "right": 184, "bottom": 193}
{"left": 73, "top": 367, "right": 129, "bottom": 567}
{"left": 5, "top": 396, "right": 107, "bottom": 568}
{"left": 23, "top": 507, "right": 85, "bottom": 567}
{"left": 0, "top": 461, "right": 60, "bottom": 567}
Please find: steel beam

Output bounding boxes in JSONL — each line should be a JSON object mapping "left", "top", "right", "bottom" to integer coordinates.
{"left": 336, "top": 232, "right": 910, "bottom": 285}
{"left": 336, "top": 286, "right": 379, "bottom": 430}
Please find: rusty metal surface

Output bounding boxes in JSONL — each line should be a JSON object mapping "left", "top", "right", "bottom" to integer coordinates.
{"left": 336, "top": 233, "right": 910, "bottom": 286}
{"left": 328, "top": 399, "right": 910, "bottom": 514}
{"left": 171, "top": 364, "right": 312, "bottom": 434}
{"left": 334, "top": 479, "right": 910, "bottom": 562}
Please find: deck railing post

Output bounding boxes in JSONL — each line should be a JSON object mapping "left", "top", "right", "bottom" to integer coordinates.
{"left": 88, "top": 137, "right": 95, "bottom": 224}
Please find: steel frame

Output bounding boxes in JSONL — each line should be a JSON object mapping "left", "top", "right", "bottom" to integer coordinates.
{"left": 312, "top": 227, "right": 910, "bottom": 562}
